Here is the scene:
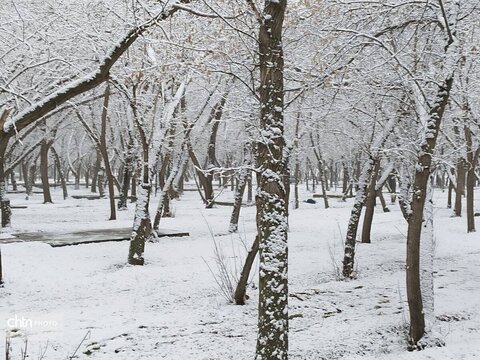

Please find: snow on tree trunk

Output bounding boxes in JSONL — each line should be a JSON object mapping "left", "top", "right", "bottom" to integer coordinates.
{"left": 420, "top": 180, "right": 435, "bottom": 332}
{"left": 342, "top": 156, "right": 374, "bottom": 278}
{"left": 153, "top": 152, "right": 188, "bottom": 230}
{"left": 342, "top": 113, "right": 398, "bottom": 278}
{"left": 128, "top": 175, "right": 152, "bottom": 266}
{"left": 229, "top": 144, "right": 250, "bottom": 233}
{"left": 406, "top": 4, "right": 458, "bottom": 345}
{"left": 255, "top": 1, "right": 288, "bottom": 359}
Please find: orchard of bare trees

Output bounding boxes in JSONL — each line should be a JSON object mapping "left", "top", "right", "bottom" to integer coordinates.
{"left": 1, "top": 1, "right": 479, "bottom": 359}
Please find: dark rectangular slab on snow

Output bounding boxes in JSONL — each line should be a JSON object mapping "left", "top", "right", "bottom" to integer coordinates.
{"left": 312, "top": 194, "right": 353, "bottom": 199}
{"left": 10, "top": 228, "right": 189, "bottom": 247}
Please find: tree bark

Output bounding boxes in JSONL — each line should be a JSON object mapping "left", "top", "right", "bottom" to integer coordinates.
{"left": 361, "top": 159, "right": 381, "bottom": 243}
{"left": 99, "top": 85, "right": 116, "bottom": 220}
{"left": 465, "top": 125, "right": 479, "bottom": 232}
{"left": 51, "top": 147, "right": 68, "bottom": 200}
{"left": 40, "top": 139, "right": 53, "bottom": 204}
{"left": 406, "top": 49, "right": 454, "bottom": 347}
{"left": 0, "top": 135, "right": 11, "bottom": 227}
{"left": 229, "top": 145, "right": 250, "bottom": 233}
{"left": 454, "top": 158, "right": 465, "bottom": 217}
{"left": 234, "top": 235, "right": 259, "bottom": 305}
{"left": 255, "top": 2, "right": 288, "bottom": 358}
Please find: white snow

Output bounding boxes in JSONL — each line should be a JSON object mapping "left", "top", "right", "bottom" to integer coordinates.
{"left": 0, "top": 185, "right": 479, "bottom": 359}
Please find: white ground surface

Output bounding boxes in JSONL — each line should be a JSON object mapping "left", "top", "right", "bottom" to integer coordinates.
{"left": 0, "top": 184, "right": 479, "bottom": 359}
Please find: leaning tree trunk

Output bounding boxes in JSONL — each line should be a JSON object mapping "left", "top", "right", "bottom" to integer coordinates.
{"left": 234, "top": 235, "right": 259, "bottom": 305}
{"left": 406, "top": 34, "right": 455, "bottom": 346}
{"left": 228, "top": 146, "right": 250, "bottom": 233}
{"left": 343, "top": 111, "right": 398, "bottom": 278}
{"left": 342, "top": 156, "right": 375, "bottom": 277}
{"left": 153, "top": 153, "right": 188, "bottom": 231}
{"left": 255, "top": 1, "right": 288, "bottom": 359}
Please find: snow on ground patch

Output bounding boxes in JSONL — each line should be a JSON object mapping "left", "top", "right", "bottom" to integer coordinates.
{"left": 0, "top": 186, "right": 479, "bottom": 359}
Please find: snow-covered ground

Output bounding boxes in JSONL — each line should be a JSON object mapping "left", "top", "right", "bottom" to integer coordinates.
{"left": 0, "top": 185, "right": 479, "bottom": 359}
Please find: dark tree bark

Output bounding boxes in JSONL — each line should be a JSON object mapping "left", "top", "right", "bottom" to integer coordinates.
{"left": 40, "top": 139, "right": 53, "bottom": 204}
{"left": 234, "top": 235, "right": 260, "bottom": 305}
{"left": 406, "top": 37, "right": 455, "bottom": 346}
{"left": 447, "top": 179, "right": 453, "bottom": 208}
{"left": 98, "top": 85, "right": 116, "bottom": 220}
{"left": 465, "top": 125, "right": 479, "bottom": 232}
{"left": 51, "top": 147, "right": 68, "bottom": 200}
{"left": 255, "top": 1, "right": 288, "bottom": 358}
{"left": 342, "top": 156, "right": 375, "bottom": 277}
{"left": 10, "top": 171, "right": 17, "bottom": 192}
{"left": 361, "top": 159, "right": 381, "bottom": 243}
{"left": 454, "top": 158, "right": 465, "bottom": 217}
{"left": 0, "top": 133, "right": 11, "bottom": 227}
{"left": 229, "top": 144, "right": 251, "bottom": 233}
{"left": 91, "top": 152, "right": 101, "bottom": 193}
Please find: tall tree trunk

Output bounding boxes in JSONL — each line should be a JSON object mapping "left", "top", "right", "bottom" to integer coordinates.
{"left": 99, "top": 85, "right": 116, "bottom": 220}
{"left": 406, "top": 34, "right": 455, "bottom": 346}
{"left": 420, "top": 180, "right": 435, "bottom": 333}
{"left": 465, "top": 125, "right": 479, "bottom": 232}
{"left": 255, "top": 2, "right": 288, "bottom": 359}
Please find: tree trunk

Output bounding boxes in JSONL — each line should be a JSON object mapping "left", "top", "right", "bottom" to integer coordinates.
{"left": 420, "top": 180, "right": 435, "bottom": 332}
{"left": 234, "top": 235, "right": 259, "bottom": 305}
{"left": 247, "top": 170, "right": 253, "bottom": 203}
{"left": 447, "top": 179, "right": 453, "bottom": 209}
{"left": 229, "top": 146, "right": 250, "bottom": 233}
{"left": 91, "top": 152, "right": 101, "bottom": 193}
{"left": 99, "top": 85, "right": 116, "bottom": 220}
{"left": 0, "top": 136, "right": 11, "bottom": 227}
{"left": 342, "top": 157, "right": 375, "bottom": 277}
{"left": 454, "top": 158, "right": 465, "bottom": 217}
{"left": 465, "top": 125, "right": 479, "bottom": 232}
{"left": 51, "top": 147, "right": 68, "bottom": 200}
{"left": 406, "top": 54, "right": 454, "bottom": 347}
{"left": 40, "top": 140, "right": 53, "bottom": 204}
{"left": 10, "top": 171, "right": 17, "bottom": 192}
{"left": 361, "top": 159, "right": 381, "bottom": 243}
{"left": 255, "top": 2, "right": 288, "bottom": 358}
